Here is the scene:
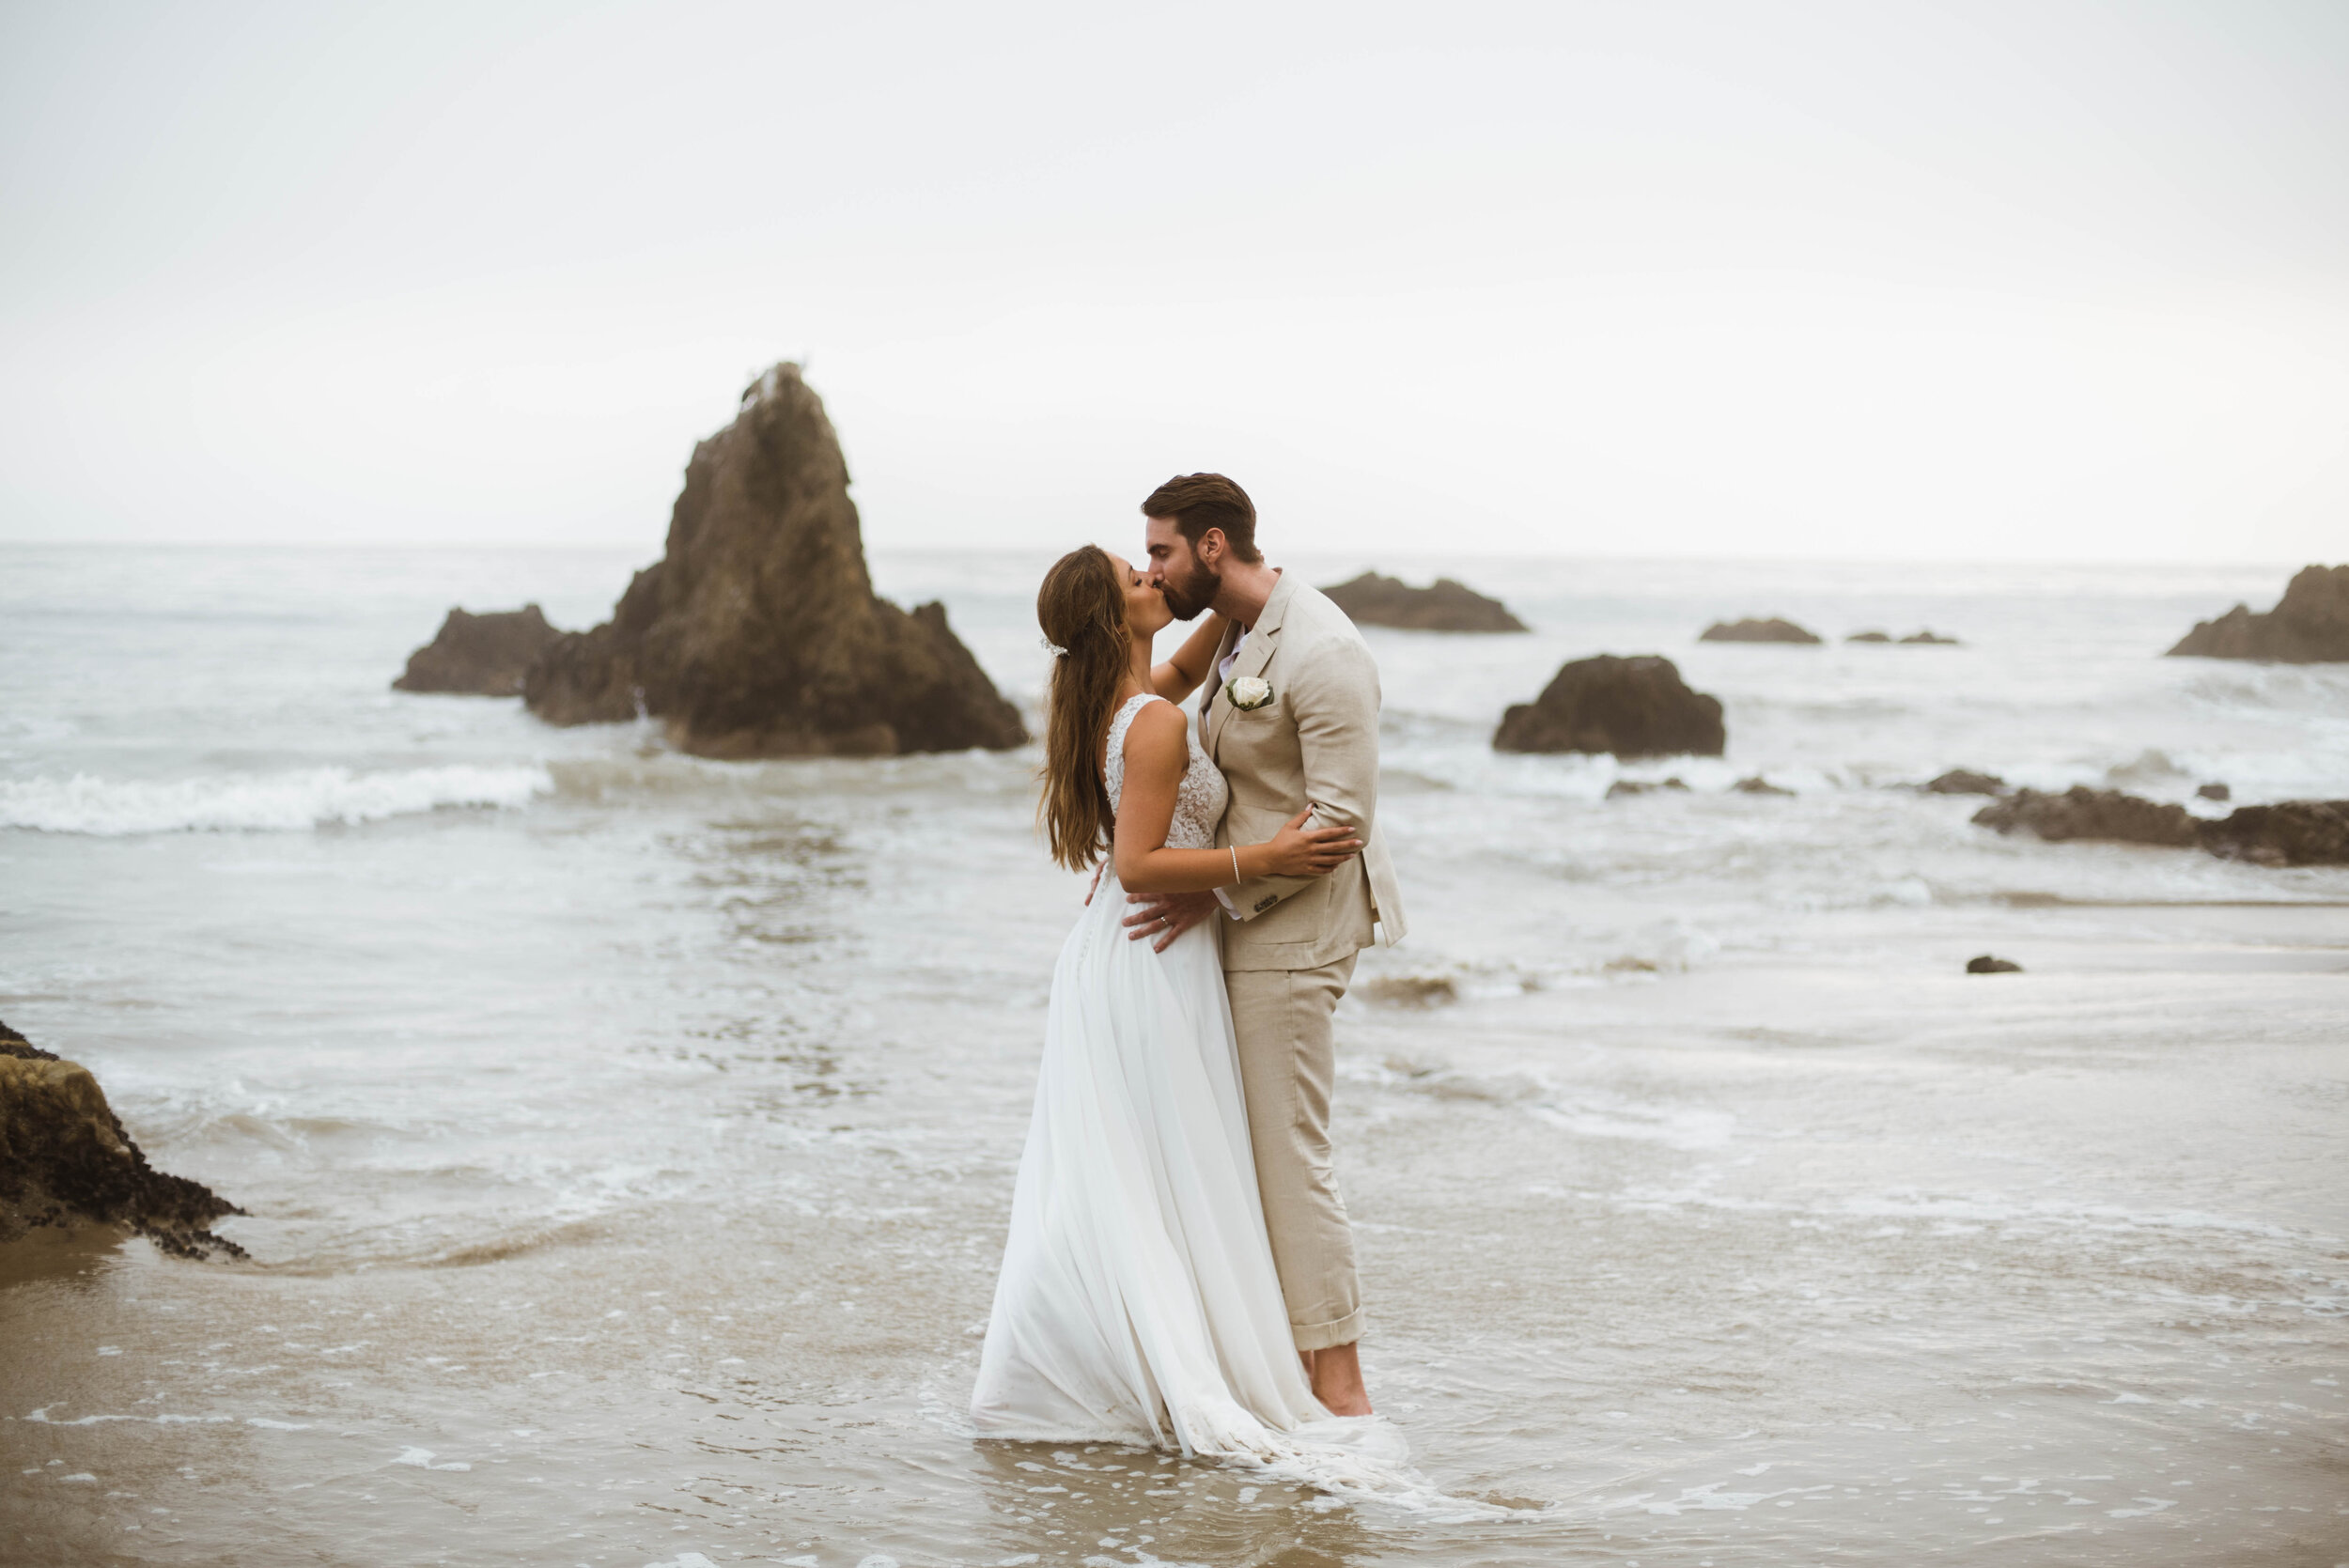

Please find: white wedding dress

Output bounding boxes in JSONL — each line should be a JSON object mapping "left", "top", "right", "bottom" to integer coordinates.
{"left": 971, "top": 693, "right": 1338, "bottom": 1460}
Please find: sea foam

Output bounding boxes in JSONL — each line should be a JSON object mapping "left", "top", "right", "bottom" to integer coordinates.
{"left": 0, "top": 765, "right": 552, "bottom": 834}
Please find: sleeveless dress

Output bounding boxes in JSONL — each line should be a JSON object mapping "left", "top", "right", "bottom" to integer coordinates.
{"left": 970, "top": 693, "right": 1327, "bottom": 1455}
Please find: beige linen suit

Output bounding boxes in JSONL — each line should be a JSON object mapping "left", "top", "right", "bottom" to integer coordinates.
{"left": 1201, "top": 571, "right": 1406, "bottom": 1352}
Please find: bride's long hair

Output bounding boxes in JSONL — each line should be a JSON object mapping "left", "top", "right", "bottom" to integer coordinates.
{"left": 1036, "top": 545, "right": 1130, "bottom": 871}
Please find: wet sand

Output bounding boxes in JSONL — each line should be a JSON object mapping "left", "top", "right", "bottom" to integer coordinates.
{"left": 7, "top": 899, "right": 2344, "bottom": 1567}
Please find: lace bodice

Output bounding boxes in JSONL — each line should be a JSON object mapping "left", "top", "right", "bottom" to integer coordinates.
{"left": 1104, "top": 693, "right": 1228, "bottom": 851}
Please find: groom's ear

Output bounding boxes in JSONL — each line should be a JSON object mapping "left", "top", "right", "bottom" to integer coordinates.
{"left": 1196, "top": 527, "right": 1226, "bottom": 567}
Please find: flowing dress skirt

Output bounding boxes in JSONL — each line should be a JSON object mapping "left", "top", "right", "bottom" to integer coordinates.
{"left": 970, "top": 865, "right": 1326, "bottom": 1455}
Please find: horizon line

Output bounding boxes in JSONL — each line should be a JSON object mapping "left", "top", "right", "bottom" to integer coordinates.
{"left": 0, "top": 538, "right": 2316, "bottom": 572}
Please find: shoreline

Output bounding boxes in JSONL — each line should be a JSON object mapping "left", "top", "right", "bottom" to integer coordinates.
{"left": 6, "top": 903, "right": 2344, "bottom": 1564}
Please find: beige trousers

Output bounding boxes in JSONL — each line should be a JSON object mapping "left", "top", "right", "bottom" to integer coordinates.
{"left": 1223, "top": 952, "right": 1363, "bottom": 1352}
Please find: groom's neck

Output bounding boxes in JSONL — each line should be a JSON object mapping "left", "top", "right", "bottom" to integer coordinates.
{"left": 1214, "top": 562, "right": 1280, "bottom": 629}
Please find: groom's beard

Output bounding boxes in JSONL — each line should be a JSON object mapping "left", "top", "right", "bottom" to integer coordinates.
{"left": 1159, "top": 560, "right": 1219, "bottom": 621}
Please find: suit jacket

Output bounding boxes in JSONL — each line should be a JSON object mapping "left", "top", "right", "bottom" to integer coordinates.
{"left": 1202, "top": 571, "right": 1408, "bottom": 972}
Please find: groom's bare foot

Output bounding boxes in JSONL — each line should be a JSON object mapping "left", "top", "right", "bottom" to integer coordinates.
{"left": 1310, "top": 1341, "right": 1372, "bottom": 1417}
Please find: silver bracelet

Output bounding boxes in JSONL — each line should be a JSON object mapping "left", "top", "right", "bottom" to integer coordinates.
{"left": 1229, "top": 846, "right": 1240, "bottom": 885}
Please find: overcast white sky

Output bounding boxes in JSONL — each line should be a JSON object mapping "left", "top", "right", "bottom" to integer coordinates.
{"left": 3, "top": 1, "right": 2344, "bottom": 561}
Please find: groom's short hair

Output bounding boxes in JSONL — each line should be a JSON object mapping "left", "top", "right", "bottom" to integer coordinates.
{"left": 1141, "top": 473, "right": 1262, "bottom": 564}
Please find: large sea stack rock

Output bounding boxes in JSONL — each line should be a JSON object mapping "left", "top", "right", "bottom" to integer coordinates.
{"left": 393, "top": 605, "right": 563, "bottom": 695}
{"left": 525, "top": 365, "right": 1025, "bottom": 757}
{"left": 1493, "top": 654, "right": 1726, "bottom": 757}
{"left": 1971, "top": 787, "right": 2201, "bottom": 848}
{"left": 2200, "top": 800, "right": 2349, "bottom": 866}
{"left": 1321, "top": 571, "right": 1528, "bottom": 632}
{"left": 2168, "top": 565, "right": 2349, "bottom": 662}
{"left": 1701, "top": 617, "right": 1822, "bottom": 644}
{"left": 0, "top": 1020, "right": 245, "bottom": 1259}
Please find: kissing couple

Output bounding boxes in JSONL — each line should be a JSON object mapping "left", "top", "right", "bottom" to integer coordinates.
{"left": 970, "top": 473, "right": 1409, "bottom": 1468}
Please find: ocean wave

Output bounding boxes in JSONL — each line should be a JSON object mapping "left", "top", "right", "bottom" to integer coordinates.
{"left": 0, "top": 765, "right": 552, "bottom": 835}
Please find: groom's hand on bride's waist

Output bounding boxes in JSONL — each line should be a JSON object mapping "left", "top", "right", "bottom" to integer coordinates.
{"left": 1124, "top": 890, "right": 1218, "bottom": 952}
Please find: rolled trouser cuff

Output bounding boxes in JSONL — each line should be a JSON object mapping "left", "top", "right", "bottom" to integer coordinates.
{"left": 1292, "top": 1306, "right": 1366, "bottom": 1353}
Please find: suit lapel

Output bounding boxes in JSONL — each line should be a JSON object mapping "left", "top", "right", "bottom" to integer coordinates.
{"left": 1207, "top": 571, "right": 1294, "bottom": 762}
{"left": 1199, "top": 615, "right": 1240, "bottom": 750}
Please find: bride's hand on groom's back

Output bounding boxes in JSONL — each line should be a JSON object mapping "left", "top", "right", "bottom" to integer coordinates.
{"left": 1265, "top": 808, "right": 1362, "bottom": 878}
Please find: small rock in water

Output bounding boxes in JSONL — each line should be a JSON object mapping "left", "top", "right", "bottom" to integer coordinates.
{"left": 1900, "top": 629, "right": 1962, "bottom": 644}
{"left": 1361, "top": 975, "right": 1458, "bottom": 1008}
{"left": 1845, "top": 629, "right": 1892, "bottom": 643}
{"left": 2201, "top": 800, "right": 2349, "bottom": 866}
{"left": 1700, "top": 617, "right": 1822, "bottom": 644}
{"left": 1319, "top": 571, "right": 1528, "bottom": 633}
{"left": 392, "top": 605, "right": 563, "bottom": 696}
{"left": 1972, "top": 786, "right": 2201, "bottom": 848}
{"left": 1926, "top": 769, "right": 2007, "bottom": 796}
{"left": 1735, "top": 775, "right": 1793, "bottom": 796}
{"left": 1967, "top": 955, "right": 2024, "bottom": 974}
{"left": 1492, "top": 655, "right": 1725, "bottom": 757}
{"left": 2197, "top": 782, "right": 2232, "bottom": 801}
{"left": 1606, "top": 777, "right": 1690, "bottom": 798}
{"left": 1973, "top": 788, "right": 2349, "bottom": 866}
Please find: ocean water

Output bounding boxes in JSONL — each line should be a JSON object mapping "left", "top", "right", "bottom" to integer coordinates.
{"left": 2, "top": 544, "right": 2344, "bottom": 1567}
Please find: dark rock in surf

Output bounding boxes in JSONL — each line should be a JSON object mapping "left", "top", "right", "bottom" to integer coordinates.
{"left": 524, "top": 364, "right": 1024, "bottom": 757}
{"left": 1900, "top": 629, "right": 1961, "bottom": 645}
{"left": 1966, "top": 955, "right": 2023, "bottom": 974}
{"left": 1493, "top": 655, "right": 1725, "bottom": 758}
{"left": 1974, "top": 787, "right": 2349, "bottom": 867}
{"left": 0, "top": 1020, "right": 245, "bottom": 1260}
{"left": 1735, "top": 775, "right": 1793, "bottom": 796}
{"left": 393, "top": 605, "right": 564, "bottom": 696}
{"left": 1700, "top": 617, "right": 1821, "bottom": 644}
{"left": 1360, "top": 976, "right": 1459, "bottom": 1008}
{"left": 2167, "top": 564, "right": 2349, "bottom": 662}
{"left": 2196, "top": 782, "right": 2231, "bottom": 802}
{"left": 1925, "top": 769, "right": 2008, "bottom": 796}
{"left": 1971, "top": 787, "right": 2201, "bottom": 849}
{"left": 1606, "top": 777, "right": 1689, "bottom": 799}
{"left": 2200, "top": 800, "right": 2349, "bottom": 866}
{"left": 1320, "top": 571, "right": 1528, "bottom": 633}
{"left": 1846, "top": 630, "right": 1892, "bottom": 643}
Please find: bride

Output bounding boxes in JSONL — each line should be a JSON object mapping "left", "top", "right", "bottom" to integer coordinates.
{"left": 970, "top": 544, "right": 1362, "bottom": 1454}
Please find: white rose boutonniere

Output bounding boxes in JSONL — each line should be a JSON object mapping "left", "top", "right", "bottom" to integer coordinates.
{"left": 1225, "top": 675, "right": 1275, "bottom": 711}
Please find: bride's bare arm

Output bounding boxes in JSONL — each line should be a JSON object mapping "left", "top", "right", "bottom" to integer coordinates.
{"left": 1111, "top": 702, "right": 1360, "bottom": 896}
{"left": 1149, "top": 613, "right": 1229, "bottom": 704}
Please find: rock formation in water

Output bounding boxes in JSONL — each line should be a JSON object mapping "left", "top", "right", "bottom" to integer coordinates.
{"left": 1967, "top": 955, "right": 2023, "bottom": 973}
{"left": 1899, "top": 630, "right": 1961, "bottom": 645}
{"left": 1925, "top": 768, "right": 2009, "bottom": 796}
{"left": 2199, "top": 800, "right": 2349, "bottom": 866}
{"left": 2196, "top": 782, "right": 2232, "bottom": 802}
{"left": 2167, "top": 565, "right": 2349, "bottom": 662}
{"left": 1972, "top": 789, "right": 2349, "bottom": 867}
{"left": 1320, "top": 572, "right": 1528, "bottom": 633}
{"left": 1971, "top": 787, "right": 2201, "bottom": 848}
{"left": 525, "top": 364, "right": 1025, "bottom": 757}
{"left": 393, "top": 606, "right": 564, "bottom": 696}
{"left": 1493, "top": 655, "right": 1726, "bottom": 757}
{"left": 1846, "top": 630, "right": 1892, "bottom": 643}
{"left": 1735, "top": 775, "right": 1793, "bottom": 796}
{"left": 1606, "top": 777, "right": 1689, "bottom": 799}
{"left": 1700, "top": 617, "right": 1821, "bottom": 644}
{"left": 0, "top": 1020, "right": 245, "bottom": 1259}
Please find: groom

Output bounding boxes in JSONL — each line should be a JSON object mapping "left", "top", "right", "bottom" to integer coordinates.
{"left": 1125, "top": 472, "right": 1407, "bottom": 1420}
